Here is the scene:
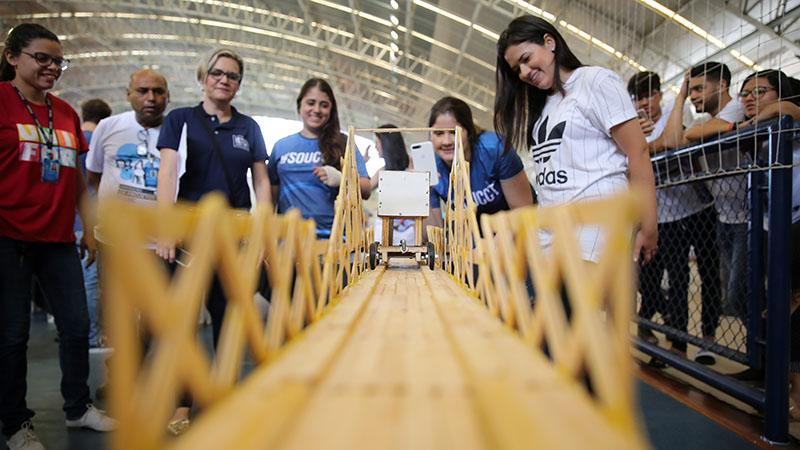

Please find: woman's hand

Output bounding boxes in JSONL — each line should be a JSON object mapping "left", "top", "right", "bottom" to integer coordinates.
{"left": 156, "top": 238, "right": 176, "bottom": 263}
{"left": 634, "top": 226, "right": 658, "bottom": 265}
{"left": 313, "top": 165, "right": 342, "bottom": 187}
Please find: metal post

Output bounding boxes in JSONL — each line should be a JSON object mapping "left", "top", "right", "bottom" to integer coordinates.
{"left": 748, "top": 170, "right": 765, "bottom": 368}
{"left": 763, "top": 116, "right": 793, "bottom": 444}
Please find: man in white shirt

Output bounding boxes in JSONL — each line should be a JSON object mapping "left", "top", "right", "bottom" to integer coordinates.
{"left": 661, "top": 62, "right": 747, "bottom": 366}
{"left": 629, "top": 72, "right": 718, "bottom": 366}
{"left": 86, "top": 69, "right": 168, "bottom": 209}
{"left": 83, "top": 69, "right": 168, "bottom": 398}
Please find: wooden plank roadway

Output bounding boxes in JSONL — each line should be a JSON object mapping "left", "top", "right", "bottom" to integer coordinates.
{"left": 172, "top": 264, "right": 648, "bottom": 450}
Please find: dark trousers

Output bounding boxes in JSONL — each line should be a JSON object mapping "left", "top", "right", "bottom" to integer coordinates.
{"left": 0, "top": 236, "right": 91, "bottom": 437}
{"left": 638, "top": 206, "right": 720, "bottom": 352}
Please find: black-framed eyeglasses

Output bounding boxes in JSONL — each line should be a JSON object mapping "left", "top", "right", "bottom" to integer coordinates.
{"left": 738, "top": 87, "right": 775, "bottom": 99}
{"left": 20, "top": 51, "right": 69, "bottom": 71}
{"left": 207, "top": 68, "right": 242, "bottom": 83}
{"left": 137, "top": 129, "right": 149, "bottom": 156}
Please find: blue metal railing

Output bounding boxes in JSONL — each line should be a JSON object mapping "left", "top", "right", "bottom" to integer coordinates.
{"left": 637, "top": 115, "right": 794, "bottom": 444}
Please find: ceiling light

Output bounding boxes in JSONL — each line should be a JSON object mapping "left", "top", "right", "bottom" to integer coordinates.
{"left": 390, "top": 0, "right": 399, "bottom": 10}
{"left": 413, "top": 0, "right": 470, "bottom": 27}
{"left": 506, "top": 0, "right": 556, "bottom": 22}
{"left": 391, "top": 30, "right": 399, "bottom": 40}
{"left": 559, "top": 20, "right": 647, "bottom": 72}
{"left": 638, "top": 0, "right": 764, "bottom": 71}
{"left": 389, "top": 42, "right": 399, "bottom": 52}
{"left": 389, "top": 14, "right": 399, "bottom": 26}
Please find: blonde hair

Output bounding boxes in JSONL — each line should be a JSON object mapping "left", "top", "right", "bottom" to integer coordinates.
{"left": 196, "top": 48, "right": 244, "bottom": 86}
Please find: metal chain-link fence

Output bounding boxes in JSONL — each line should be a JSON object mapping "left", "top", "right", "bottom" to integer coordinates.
{"left": 638, "top": 118, "right": 797, "bottom": 368}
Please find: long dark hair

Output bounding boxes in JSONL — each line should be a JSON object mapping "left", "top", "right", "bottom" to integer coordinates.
{"left": 296, "top": 78, "right": 345, "bottom": 169}
{"left": 741, "top": 69, "right": 794, "bottom": 110}
{"left": 1, "top": 23, "right": 60, "bottom": 82}
{"left": 494, "top": 15, "right": 583, "bottom": 155}
{"left": 376, "top": 124, "right": 408, "bottom": 171}
{"left": 428, "top": 96, "right": 482, "bottom": 153}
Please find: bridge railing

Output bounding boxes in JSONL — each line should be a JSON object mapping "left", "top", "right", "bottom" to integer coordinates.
{"left": 426, "top": 126, "right": 648, "bottom": 443}
{"left": 100, "top": 125, "right": 369, "bottom": 450}
{"left": 101, "top": 123, "right": 649, "bottom": 449}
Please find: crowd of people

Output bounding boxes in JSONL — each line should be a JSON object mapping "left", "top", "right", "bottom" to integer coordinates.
{"left": 631, "top": 62, "right": 800, "bottom": 372}
{"left": 0, "top": 13, "right": 797, "bottom": 449}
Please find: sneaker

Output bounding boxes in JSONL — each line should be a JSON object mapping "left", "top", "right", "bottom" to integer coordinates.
{"left": 65, "top": 404, "right": 118, "bottom": 431}
{"left": 637, "top": 327, "right": 659, "bottom": 345}
{"left": 89, "top": 337, "right": 113, "bottom": 354}
{"left": 6, "top": 421, "right": 45, "bottom": 450}
{"left": 694, "top": 349, "right": 716, "bottom": 365}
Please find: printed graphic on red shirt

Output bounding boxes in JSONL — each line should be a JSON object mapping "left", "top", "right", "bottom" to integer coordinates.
{"left": 16, "top": 123, "right": 78, "bottom": 168}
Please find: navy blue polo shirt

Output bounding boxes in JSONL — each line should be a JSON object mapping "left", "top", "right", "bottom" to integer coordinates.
{"left": 157, "top": 103, "right": 267, "bottom": 209}
{"left": 430, "top": 132, "right": 523, "bottom": 219}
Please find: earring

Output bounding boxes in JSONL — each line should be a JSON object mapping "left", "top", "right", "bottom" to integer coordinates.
{"left": 550, "top": 47, "right": 555, "bottom": 52}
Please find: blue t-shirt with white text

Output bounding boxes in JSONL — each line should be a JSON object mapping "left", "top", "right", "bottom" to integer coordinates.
{"left": 268, "top": 132, "right": 369, "bottom": 238}
{"left": 430, "top": 132, "right": 523, "bottom": 219}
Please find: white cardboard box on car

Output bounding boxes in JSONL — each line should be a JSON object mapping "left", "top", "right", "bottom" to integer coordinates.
{"left": 377, "top": 171, "right": 430, "bottom": 218}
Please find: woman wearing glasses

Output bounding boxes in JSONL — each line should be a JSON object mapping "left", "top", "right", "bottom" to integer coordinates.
{"left": 0, "top": 23, "right": 116, "bottom": 449}
{"left": 737, "top": 69, "right": 800, "bottom": 420}
{"left": 690, "top": 69, "right": 800, "bottom": 408}
{"left": 156, "top": 48, "right": 270, "bottom": 433}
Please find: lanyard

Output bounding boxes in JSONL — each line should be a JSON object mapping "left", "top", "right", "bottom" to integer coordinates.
{"left": 10, "top": 82, "right": 55, "bottom": 149}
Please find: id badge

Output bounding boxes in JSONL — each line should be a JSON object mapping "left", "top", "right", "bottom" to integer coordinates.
{"left": 41, "top": 152, "right": 60, "bottom": 183}
{"left": 144, "top": 161, "right": 158, "bottom": 188}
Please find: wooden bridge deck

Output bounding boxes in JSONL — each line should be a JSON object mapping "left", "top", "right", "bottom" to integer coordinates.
{"left": 171, "top": 264, "right": 646, "bottom": 450}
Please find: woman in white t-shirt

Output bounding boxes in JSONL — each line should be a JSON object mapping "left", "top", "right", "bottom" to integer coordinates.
{"left": 493, "top": 15, "right": 657, "bottom": 264}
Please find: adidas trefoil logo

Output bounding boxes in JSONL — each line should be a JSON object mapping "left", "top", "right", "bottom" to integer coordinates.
{"left": 531, "top": 116, "right": 568, "bottom": 186}
{"left": 531, "top": 116, "right": 566, "bottom": 163}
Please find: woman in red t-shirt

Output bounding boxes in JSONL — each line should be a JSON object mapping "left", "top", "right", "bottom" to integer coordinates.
{"left": 0, "top": 23, "right": 115, "bottom": 448}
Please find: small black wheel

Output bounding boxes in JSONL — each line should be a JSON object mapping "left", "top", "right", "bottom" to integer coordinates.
{"left": 427, "top": 242, "right": 436, "bottom": 270}
{"left": 369, "top": 242, "right": 379, "bottom": 270}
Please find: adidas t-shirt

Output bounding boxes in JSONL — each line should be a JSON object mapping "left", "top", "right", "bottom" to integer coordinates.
{"left": 268, "top": 132, "right": 369, "bottom": 238}
{"left": 430, "top": 132, "right": 523, "bottom": 220}
{"left": 530, "top": 66, "right": 636, "bottom": 262}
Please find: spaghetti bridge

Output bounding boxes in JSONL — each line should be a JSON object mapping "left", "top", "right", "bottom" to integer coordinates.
{"left": 100, "top": 126, "right": 649, "bottom": 449}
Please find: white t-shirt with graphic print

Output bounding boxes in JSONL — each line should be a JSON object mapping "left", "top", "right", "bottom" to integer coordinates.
{"left": 530, "top": 66, "right": 637, "bottom": 262}
{"left": 86, "top": 110, "right": 162, "bottom": 204}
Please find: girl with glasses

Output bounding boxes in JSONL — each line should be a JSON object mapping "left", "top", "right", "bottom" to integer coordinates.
{"left": 734, "top": 70, "right": 800, "bottom": 419}
{"left": 0, "top": 23, "right": 116, "bottom": 450}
